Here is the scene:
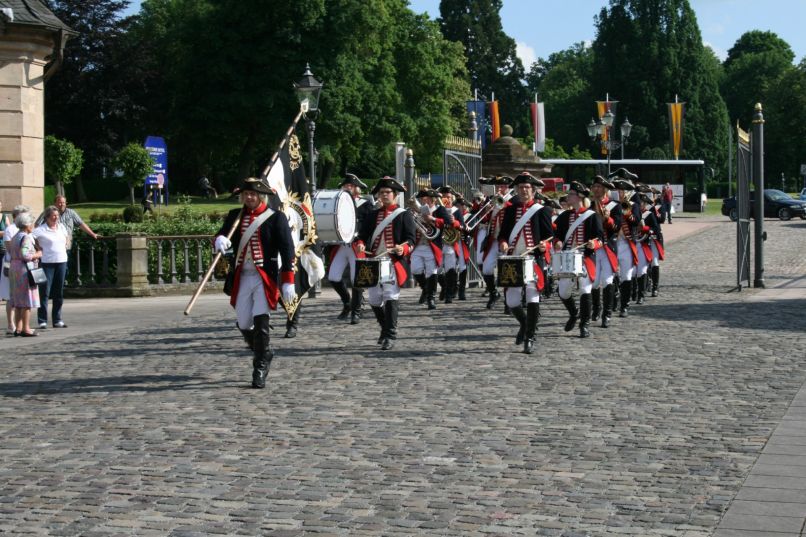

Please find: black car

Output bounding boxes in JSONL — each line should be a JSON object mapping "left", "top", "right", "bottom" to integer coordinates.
{"left": 721, "top": 189, "right": 806, "bottom": 221}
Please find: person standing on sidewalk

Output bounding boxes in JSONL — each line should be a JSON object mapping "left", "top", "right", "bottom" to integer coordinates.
{"left": 661, "top": 183, "right": 674, "bottom": 224}
{"left": 214, "top": 178, "right": 297, "bottom": 389}
{"left": 33, "top": 206, "right": 70, "bottom": 329}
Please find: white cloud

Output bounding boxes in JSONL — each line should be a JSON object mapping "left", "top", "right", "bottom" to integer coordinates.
{"left": 516, "top": 41, "right": 537, "bottom": 69}
{"left": 704, "top": 41, "right": 728, "bottom": 61}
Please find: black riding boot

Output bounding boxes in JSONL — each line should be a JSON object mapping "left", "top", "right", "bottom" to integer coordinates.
{"left": 651, "top": 265, "right": 660, "bottom": 297}
{"left": 612, "top": 275, "right": 620, "bottom": 311}
{"left": 285, "top": 308, "right": 299, "bottom": 338}
{"left": 239, "top": 327, "right": 254, "bottom": 351}
{"left": 381, "top": 300, "right": 399, "bottom": 350}
{"left": 511, "top": 306, "right": 526, "bottom": 346}
{"left": 561, "top": 297, "right": 578, "bottom": 332}
{"left": 350, "top": 288, "right": 363, "bottom": 325}
{"left": 636, "top": 274, "right": 646, "bottom": 305}
{"left": 332, "top": 280, "right": 351, "bottom": 320}
{"left": 619, "top": 280, "right": 631, "bottom": 317}
{"left": 251, "top": 314, "right": 273, "bottom": 389}
{"left": 631, "top": 278, "right": 638, "bottom": 302}
{"left": 414, "top": 273, "right": 427, "bottom": 304}
{"left": 426, "top": 275, "right": 437, "bottom": 310}
{"left": 579, "top": 293, "right": 592, "bottom": 338}
{"left": 484, "top": 275, "right": 500, "bottom": 309}
{"left": 524, "top": 303, "right": 539, "bottom": 354}
{"left": 457, "top": 270, "right": 467, "bottom": 301}
{"left": 601, "top": 284, "right": 614, "bottom": 328}
{"left": 591, "top": 288, "right": 601, "bottom": 322}
{"left": 438, "top": 273, "right": 446, "bottom": 301}
{"left": 444, "top": 269, "right": 457, "bottom": 304}
{"left": 371, "top": 305, "right": 385, "bottom": 344}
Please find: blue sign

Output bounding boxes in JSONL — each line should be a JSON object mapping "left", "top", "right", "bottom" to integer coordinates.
{"left": 144, "top": 136, "right": 168, "bottom": 187}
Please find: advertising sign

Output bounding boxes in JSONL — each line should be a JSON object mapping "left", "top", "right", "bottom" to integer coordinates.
{"left": 144, "top": 136, "right": 168, "bottom": 203}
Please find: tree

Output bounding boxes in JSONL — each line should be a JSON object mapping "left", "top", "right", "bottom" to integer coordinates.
{"left": 113, "top": 143, "right": 154, "bottom": 205}
{"left": 44, "top": 0, "right": 132, "bottom": 200}
{"left": 765, "top": 59, "right": 806, "bottom": 182}
{"left": 591, "top": 0, "right": 730, "bottom": 176}
{"left": 44, "top": 135, "right": 84, "bottom": 197}
{"left": 438, "top": 0, "right": 529, "bottom": 134}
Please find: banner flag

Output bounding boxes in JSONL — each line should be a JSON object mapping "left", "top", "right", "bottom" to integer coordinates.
{"left": 596, "top": 100, "right": 618, "bottom": 156}
{"left": 530, "top": 101, "right": 546, "bottom": 152}
{"left": 466, "top": 100, "right": 488, "bottom": 149}
{"left": 489, "top": 100, "right": 501, "bottom": 143}
{"left": 668, "top": 101, "right": 686, "bottom": 159}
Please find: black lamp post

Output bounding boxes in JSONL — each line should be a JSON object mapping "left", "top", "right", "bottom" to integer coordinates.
{"left": 587, "top": 109, "right": 632, "bottom": 176}
{"left": 293, "top": 63, "right": 323, "bottom": 193}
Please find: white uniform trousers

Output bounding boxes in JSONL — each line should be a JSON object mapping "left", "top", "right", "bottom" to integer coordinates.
{"left": 505, "top": 285, "right": 540, "bottom": 308}
{"left": 593, "top": 248, "right": 614, "bottom": 289}
{"left": 636, "top": 242, "right": 649, "bottom": 277}
{"left": 481, "top": 246, "right": 499, "bottom": 276}
{"left": 368, "top": 281, "right": 401, "bottom": 307}
{"left": 617, "top": 238, "right": 636, "bottom": 281}
{"left": 558, "top": 272, "right": 594, "bottom": 299}
{"left": 235, "top": 263, "right": 270, "bottom": 330}
{"left": 457, "top": 246, "right": 467, "bottom": 271}
{"left": 410, "top": 243, "right": 438, "bottom": 276}
{"left": 441, "top": 245, "right": 458, "bottom": 272}
{"left": 475, "top": 228, "right": 488, "bottom": 259}
{"left": 650, "top": 241, "right": 661, "bottom": 267}
{"left": 327, "top": 244, "right": 357, "bottom": 283}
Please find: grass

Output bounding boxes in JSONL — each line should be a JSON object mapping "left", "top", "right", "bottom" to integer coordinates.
{"left": 71, "top": 196, "right": 241, "bottom": 221}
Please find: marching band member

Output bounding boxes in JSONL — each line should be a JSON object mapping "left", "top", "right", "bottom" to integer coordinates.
{"left": 552, "top": 182, "right": 604, "bottom": 338}
{"left": 477, "top": 176, "right": 512, "bottom": 309}
{"left": 611, "top": 174, "right": 641, "bottom": 317}
{"left": 214, "top": 178, "right": 297, "bottom": 389}
{"left": 437, "top": 186, "right": 464, "bottom": 304}
{"left": 410, "top": 188, "right": 453, "bottom": 310}
{"left": 497, "top": 172, "right": 553, "bottom": 355}
{"left": 354, "top": 177, "right": 416, "bottom": 350}
{"left": 327, "top": 174, "right": 372, "bottom": 324}
{"left": 589, "top": 175, "right": 619, "bottom": 328}
{"left": 636, "top": 193, "right": 665, "bottom": 301}
{"left": 454, "top": 196, "right": 472, "bottom": 301}
{"left": 649, "top": 195, "right": 665, "bottom": 296}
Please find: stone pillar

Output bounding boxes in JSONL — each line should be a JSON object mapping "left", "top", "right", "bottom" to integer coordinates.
{"left": 0, "top": 27, "right": 54, "bottom": 216}
{"left": 116, "top": 233, "right": 152, "bottom": 297}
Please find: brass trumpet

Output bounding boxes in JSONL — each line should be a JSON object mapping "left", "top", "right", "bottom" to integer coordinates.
{"left": 464, "top": 189, "right": 514, "bottom": 231}
{"left": 407, "top": 198, "right": 440, "bottom": 240}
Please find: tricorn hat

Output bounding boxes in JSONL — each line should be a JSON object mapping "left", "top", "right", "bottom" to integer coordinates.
{"left": 568, "top": 181, "right": 590, "bottom": 197}
{"left": 235, "top": 177, "right": 274, "bottom": 195}
{"left": 611, "top": 178, "right": 636, "bottom": 191}
{"left": 437, "top": 185, "right": 458, "bottom": 196}
{"left": 546, "top": 198, "right": 563, "bottom": 210}
{"left": 339, "top": 173, "right": 368, "bottom": 190}
{"left": 590, "top": 175, "right": 615, "bottom": 190}
{"left": 454, "top": 196, "right": 468, "bottom": 207}
{"left": 634, "top": 182, "right": 653, "bottom": 193}
{"left": 512, "top": 171, "right": 545, "bottom": 188}
{"left": 479, "top": 175, "right": 513, "bottom": 186}
{"left": 416, "top": 188, "right": 439, "bottom": 199}
{"left": 639, "top": 193, "right": 654, "bottom": 205}
{"left": 371, "top": 176, "right": 406, "bottom": 195}
{"left": 608, "top": 167, "right": 638, "bottom": 182}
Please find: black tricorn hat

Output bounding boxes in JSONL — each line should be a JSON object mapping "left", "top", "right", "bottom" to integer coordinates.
{"left": 235, "top": 177, "right": 274, "bottom": 195}
{"left": 512, "top": 171, "right": 545, "bottom": 188}
{"left": 568, "top": 181, "right": 590, "bottom": 197}
{"left": 634, "top": 182, "right": 653, "bottom": 193}
{"left": 437, "top": 185, "right": 458, "bottom": 195}
{"left": 480, "top": 175, "right": 513, "bottom": 186}
{"left": 611, "top": 178, "right": 636, "bottom": 191}
{"left": 546, "top": 199, "right": 563, "bottom": 210}
{"left": 590, "top": 175, "right": 615, "bottom": 190}
{"left": 454, "top": 196, "right": 468, "bottom": 206}
{"left": 339, "top": 173, "right": 368, "bottom": 190}
{"left": 371, "top": 176, "right": 406, "bottom": 195}
{"left": 639, "top": 193, "right": 654, "bottom": 205}
{"left": 608, "top": 167, "right": 638, "bottom": 182}
{"left": 416, "top": 188, "right": 439, "bottom": 198}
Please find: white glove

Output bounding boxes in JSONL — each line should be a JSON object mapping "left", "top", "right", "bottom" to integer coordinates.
{"left": 214, "top": 235, "right": 231, "bottom": 254}
{"left": 282, "top": 283, "right": 297, "bottom": 304}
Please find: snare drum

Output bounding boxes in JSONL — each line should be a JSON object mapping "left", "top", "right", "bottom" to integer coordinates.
{"left": 353, "top": 257, "right": 395, "bottom": 288}
{"left": 497, "top": 255, "right": 536, "bottom": 287}
{"left": 551, "top": 250, "right": 584, "bottom": 278}
{"left": 313, "top": 189, "right": 357, "bottom": 244}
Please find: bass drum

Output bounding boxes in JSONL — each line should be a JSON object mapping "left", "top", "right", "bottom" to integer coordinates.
{"left": 312, "top": 189, "right": 357, "bottom": 244}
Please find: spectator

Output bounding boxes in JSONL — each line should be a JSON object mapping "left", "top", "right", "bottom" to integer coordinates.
{"left": 1, "top": 205, "right": 29, "bottom": 336}
{"left": 198, "top": 176, "right": 218, "bottom": 199}
{"left": 0, "top": 200, "right": 8, "bottom": 289}
{"left": 8, "top": 212, "right": 42, "bottom": 337}
{"left": 36, "top": 195, "right": 99, "bottom": 247}
{"left": 33, "top": 206, "right": 70, "bottom": 329}
{"left": 661, "top": 183, "right": 674, "bottom": 224}
{"left": 700, "top": 191, "right": 708, "bottom": 213}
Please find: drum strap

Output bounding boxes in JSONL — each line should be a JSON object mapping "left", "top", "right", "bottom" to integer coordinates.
{"left": 563, "top": 210, "right": 594, "bottom": 248}
{"left": 236, "top": 208, "right": 275, "bottom": 265}
{"left": 509, "top": 203, "right": 544, "bottom": 245}
{"left": 605, "top": 201, "right": 618, "bottom": 212}
{"left": 641, "top": 210, "right": 651, "bottom": 219}
{"left": 369, "top": 208, "right": 405, "bottom": 250}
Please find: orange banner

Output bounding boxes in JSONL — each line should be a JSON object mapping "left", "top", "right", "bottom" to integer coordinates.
{"left": 668, "top": 102, "right": 685, "bottom": 159}
{"left": 489, "top": 101, "right": 500, "bottom": 142}
{"left": 596, "top": 100, "right": 617, "bottom": 156}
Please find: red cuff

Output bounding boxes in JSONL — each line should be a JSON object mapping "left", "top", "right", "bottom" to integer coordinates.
{"left": 401, "top": 243, "right": 411, "bottom": 256}
{"left": 452, "top": 220, "right": 461, "bottom": 229}
{"left": 642, "top": 225, "right": 650, "bottom": 233}
{"left": 354, "top": 240, "right": 365, "bottom": 250}
{"left": 280, "top": 271, "right": 295, "bottom": 284}
{"left": 591, "top": 239, "right": 602, "bottom": 250}
{"left": 434, "top": 218, "right": 444, "bottom": 228}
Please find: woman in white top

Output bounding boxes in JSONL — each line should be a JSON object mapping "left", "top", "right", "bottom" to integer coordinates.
{"left": 1, "top": 205, "right": 28, "bottom": 335}
{"left": 32, "top": 205, "right": 70, "bottom": 328}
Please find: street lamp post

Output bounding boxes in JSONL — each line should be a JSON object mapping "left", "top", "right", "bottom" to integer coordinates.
{"left": 587, "top": 108, "right": 632, "bottom": 176}
{"left": 294, "top": 64, "right": 323, "bottom": 298}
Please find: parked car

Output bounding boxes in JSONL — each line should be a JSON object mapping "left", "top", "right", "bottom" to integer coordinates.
{"left": 721, "top": 189, "right": 806, "bottom": 221}
{"left": 799, "top": 188, "right": 806, "bottom": 201}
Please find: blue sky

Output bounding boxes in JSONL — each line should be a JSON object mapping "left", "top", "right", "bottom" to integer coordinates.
{"left": 124, "top": 1, "right": 806, "bottom": 66}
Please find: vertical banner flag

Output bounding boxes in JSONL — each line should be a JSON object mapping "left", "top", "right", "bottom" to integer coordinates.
{"left": 144, "top": 136, "right": 168, "bottom": 203}
{"left": 530, "top": 98, "right": 546, "bottom": 152}
{"left": 668, "top": 98, "right": 685, "bottom": 159}
{"left": 595, "top": 99, "right": 618, "bottom": 156}
{"left": 466, "top": 100, "right": 488, "bottom": 149}
{"left": 489, "top": 100, "right": 501, "bottom": 143}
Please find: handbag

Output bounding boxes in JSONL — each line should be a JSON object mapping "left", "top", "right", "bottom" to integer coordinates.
{"left": 26, "top": 262, "right": 48, "bottom": 287}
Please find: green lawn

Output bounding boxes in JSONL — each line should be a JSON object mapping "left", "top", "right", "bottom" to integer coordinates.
{"left": 71, "top": 196, "right": 241, "bottom": 221}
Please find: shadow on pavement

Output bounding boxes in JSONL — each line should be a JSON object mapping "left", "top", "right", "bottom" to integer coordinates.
{"left": 629, "top": 299, "right": 806, "bottom": 332}
{"left": 0, "top": 374, "right": 230, "bottom": 397}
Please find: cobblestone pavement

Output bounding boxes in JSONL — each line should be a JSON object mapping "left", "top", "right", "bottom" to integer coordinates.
{"left": 1, "top": 217, "right": 805, "bottom": 536}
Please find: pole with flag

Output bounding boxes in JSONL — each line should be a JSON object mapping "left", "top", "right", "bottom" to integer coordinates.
{"left": 530, "top": 93, "right": 546, "bottom": 153}
{"left": 595, "top": 94, "right": 618, "bottom": 156}
{"left": 668, "top": 95, "right": 686, "bottom": 160}
{"left": 489, "top": 92, "right": 501, "bottom": 143}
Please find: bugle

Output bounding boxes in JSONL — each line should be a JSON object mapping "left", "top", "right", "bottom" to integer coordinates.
{"left": 465, "top": 189, "right": 514, "bottom": 231}
{"left": 406, "top": 198, "right": 440, "bottom": 240}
